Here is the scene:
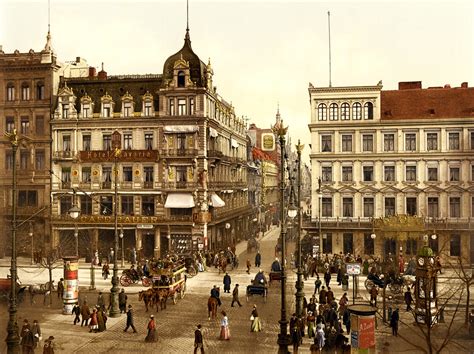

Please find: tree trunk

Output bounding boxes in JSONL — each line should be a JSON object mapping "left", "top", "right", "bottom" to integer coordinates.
{"left": 48, "top": 264, "right": 53, "bottom": 306}
{"left": 466, "top": 284, "right": 470, "bottom": 325}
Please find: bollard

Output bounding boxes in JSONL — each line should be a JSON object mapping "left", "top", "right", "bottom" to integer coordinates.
{"left": 90, "top": 263, "right": 96, "bottom": 290}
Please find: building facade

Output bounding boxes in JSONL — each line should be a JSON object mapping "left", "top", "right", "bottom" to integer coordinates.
{"left": 50, "top": 29, "right": 250, "bottom": 259}
{"left": 308, "top": 81, "right": 474, "bottom": 264}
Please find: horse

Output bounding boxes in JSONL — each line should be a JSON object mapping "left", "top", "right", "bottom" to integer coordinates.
{"left": 152, "top": 288, "right": 169, "bottom": 311}
{"left": 28, "top": 280, "right": 54, "bottom": 305}
{"left": 207, "top": 296, "right": 218, "bottom": 320}
{"left": 138, "top": 289, "right": 154, "bottom": 312}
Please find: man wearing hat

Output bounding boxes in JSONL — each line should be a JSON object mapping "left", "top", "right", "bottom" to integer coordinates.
{"left": 124, "top": 304, "right": 137, "bottom": 333}
{"left": 194, "top": 324, "right": 204, "bottom": 354}
{"left": 231, "top": 284, "right": 242, "bottom": 307}
{"left": 119, "top": 288, "right": 128, "bottom": 314}
{"left": 43, "top": 336, "right": 55, "bottom": 354}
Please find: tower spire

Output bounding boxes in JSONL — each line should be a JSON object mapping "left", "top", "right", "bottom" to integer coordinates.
{"left": 185, "top": 0, "right": 190, "bottom": 41}
{"left": 276, "top": 103, "right": 281, "bottom": 124}
{"left": 43, "top": 0, "right": 53, "bottom": 52}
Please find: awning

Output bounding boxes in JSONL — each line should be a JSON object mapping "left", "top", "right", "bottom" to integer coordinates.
{"left": 209, "top": 127, "right": 218, "bottom": 138}
{"left": 164, "top": 193, "right": 195, "bottom": 208}
{"left": 210, "top": 193, "right": 225, "bottom": 208}
{"left": 163, "top": 125, "right": 199, "bottom": 133}
{"left": 231, "top": 138, "right": 239, "bottom": 148}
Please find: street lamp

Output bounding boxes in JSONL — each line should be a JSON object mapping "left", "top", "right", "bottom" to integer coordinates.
{"left": 272, "top": 120, "right": 290, "bottom": 353}
{"left": 317, "top": 177, "right": 322, "bottom": 257}
{"left": 68, "top": 193, "right": 81, "bottom": 258}
{"left": 119, "top": 227, "right": 124, "bottom": 267}
{"left": 109, "top": 130, "right": 122, "bottom": 318}
{"left": 29, "top": 222, "right": 34, "bottom": 265}
{"left": 294, "top": 140, "right": 304, "bottom": 320}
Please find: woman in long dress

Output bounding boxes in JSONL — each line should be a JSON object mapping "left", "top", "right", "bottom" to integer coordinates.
{"left": 219, "top": 311, "right": 230, "bottom": 340}
{"left": 250, "top": 305, "right": 262, "bottom": 332}
{"left": 89, "top": 309, "right": 98, "bottom": 333}
{"left": 145, "top": 315, "right": 157, "bottom": 342}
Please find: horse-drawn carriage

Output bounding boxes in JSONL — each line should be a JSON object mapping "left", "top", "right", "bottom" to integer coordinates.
{"left": 364, "top": 273, "right": 414, "bottom": 295}
{"left": 120, "top": 269, "right": 151, "bottom": 287}
{"left": 153, "top": 263, "right": 187, "bottom": 304}
{"left": 0, "top": 278, "right": 27, "bottom": 303}
{"left": 246, "top": 284, "right": 267, "bottom": 302}
{"left": 269, "top": 271, "right": 282, "bottom": 285}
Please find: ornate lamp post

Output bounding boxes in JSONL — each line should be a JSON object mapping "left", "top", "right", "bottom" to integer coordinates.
{"left": 109, "top": 131, "right": 121, "bottom": 317}
{"left": 120, "top": 227, "right": 125, "bottom": 267}
{"left": 5, "top": 129, "right": 20, "bottom": 353}
{"left": 317, "top": 177, "right": 322, "bottom": 256}
{"left": 68, "top": 191, "right": 81, "bottom": 258}
{"left": 29, "top": 222, "right": 34, "bottom": 265}
{"left": 272, "top": 120, "right": 290, "bottom": 353}
{"left": 294, "top": 140, "right": 304, "bottom": 319}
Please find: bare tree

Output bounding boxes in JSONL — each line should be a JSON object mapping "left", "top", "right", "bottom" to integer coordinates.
{"left": 444, "top": 255, "right": 473, "bottom": 326}
{"left": 38, "top": 249, "right": 61, "bottom": 305}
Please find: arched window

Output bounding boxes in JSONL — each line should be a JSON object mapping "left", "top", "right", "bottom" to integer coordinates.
{"left": 352, "top": 102, "right": 362, "bottom": 120}
{"left": 21, "top": 83, "right": 30, "bottom": 101}
{"left": 341, "top": 103, "right": 350, "bottom": 120}
{"left": 177, "top": 71, "right": 185, "bottom": 88}
{"left": 36, "top": 82, "right": 45, "bottom": 100}
{"left": 6, "top": 83, "right": 15, "bottom": 101}
{"left": 329, "top": 103, "right": 338, "bottom": 121}
{"left": 364, "top": 102, "right": 374, "bottom": 120}
{"left": 317, "top": 103, "right": 327, "bottom": 121}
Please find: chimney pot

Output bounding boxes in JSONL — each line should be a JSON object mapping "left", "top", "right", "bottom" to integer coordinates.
{"left": 461, "top": 82, "right": 468, "bottom": 88}
{"left": 398, "top": 81, "right": 422, "bottom": 90}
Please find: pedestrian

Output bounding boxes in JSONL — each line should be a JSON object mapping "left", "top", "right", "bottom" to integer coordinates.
{"left": 404, "top": 287, "right": 413, "bottom": 311}
{"left": 20, "top": 319, "right": 31, "bottom": 341}
{"left": 102, "top": 262, "right": 110, "bottom": 280}
{"left": 97, "top": 306, "right": 107, "bottom": 332}
{"left": 223, "top": 273, "right": 231, "bottom": 293}
{"left": 93, "top": 250, "right": 99, "bottom": 266}
{"left": 324, "top": 270, "right": 331, "bottom": 288}
{"left": 119, "top": 288, "right": 128, "bottom": 314}
{"left": 108, "top": 247, "right": 114, "bottom": 264}
{"left": 131, "top": 247, "right": 137, "bottom": 265}
{"left": 145, "top": 315, "right": 158, "bottom": 342}
{"left": 390, "top": 308, "right": 399, "bottom": 336}
{"left": 194, "top": 324, "right": 204, "bottom": 354}
{"left": 319, "top": 286, "right": 327, "bottom": 304}
{"left": 398, "top": 254, "right": 405, "bottom": 274}
{"left": 219, "top": 311, "right": 230, "bottom": 340}
{"left": 21, "top": 322, "right": 35, "bottom": 354}
{"left": 370, "top": 286, "right": 378, "bottom": 307}
{"left": 326, "top": 286, "right": 334, "bottom": 304}
{"left": 250, "top": 304, "right": 262, "bottom": 332}
{"left": 290, "top": 313, "right": 301, "bottom": 353}
{"left": 81, "top": 301, "right": 91, "bottom": 327}
{"left": 31, "top": 319, "right": 42, "bottom": 349}
{"left": 246, "top": 259, "right": 251, "bottom": 274}
{"left": 342, "top": 308, "right": 351, "bottom": 334}
{"left": 255, "top": 251, "right": 261, "bottom": 267}
{"left": 72, "top": 302, "right": 81, "bottom": 325}
{"left": 97, "top": 291, "right": 105, "bottom": 311}
{"left": 124, "top": 305, "right": 138, "bottom": 333}
{"left": 57, "top": 278, "right": 64, "bottom": 299}
{"left": 43, "top": 335, "right": 55, "bottom": 354}
{"left": 307, "top": 311, "right": 316, "bottom": 338}
{"left": 231, "top": 284, "right": 243, "bottom": 307}
{"left": 338, "top": 293, "right": 349, "bottom": 316}
{"left": 314, "top": 275, "right": 322, "bottom": 295}
{"left": 314, "top": 324, "right": 325, "bottom": 352}
{"left": 89, "top": 308, "right": 98, "bottom": 333}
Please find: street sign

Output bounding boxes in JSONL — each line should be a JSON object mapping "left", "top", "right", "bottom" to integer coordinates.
{"left": 312, "top": 245, "right": 319, "bottom": 257}
{"left": 346, "top": 263, "right": 361, "bottom": 275}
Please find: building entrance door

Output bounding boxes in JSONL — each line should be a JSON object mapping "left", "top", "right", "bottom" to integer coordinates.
{"left": 384, "top": 239, "right": 396, "bottom": 260}
{"left": 143, "top": 232, "right": 155, "bottom": 258}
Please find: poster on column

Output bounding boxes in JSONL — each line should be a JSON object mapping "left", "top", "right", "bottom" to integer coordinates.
{"left": 358, "top": 316, "right": 376, "bottom": 348}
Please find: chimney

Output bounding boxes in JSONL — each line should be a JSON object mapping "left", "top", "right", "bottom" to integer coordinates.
{"left": 88, "top": 66, "right": 96, "bottom": 77}
{"left": 461, "top": 82, "right": 468, "bottom": 88}
{"left": 98, "top": 62, "right": 107, "bottom": 80}
{"left": 398, "top": 81, "right": 422, "bottom": 90}
{"left": 444, "top": 84, "right": 451, "bottom": 89}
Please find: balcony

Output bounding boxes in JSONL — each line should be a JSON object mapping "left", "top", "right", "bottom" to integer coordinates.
{"left": 207, "top": 150, "right": 224, "bottom": 158}
{"left": 144, "top": 181, "right": 154, "bottom": 189}
{"left": 62, "top": 181, "right": 71, "bottom": 189}
{"left": 53, "top": 151, "right": 75, "bottom": 160}
{"left": 163, "top": 181, "right": 195, "bottom": 190}
{"left": 165, "top": 148, "right": 198, "bottom": 157}
{"left": 102, "top": 182, "right": 112, "bottom": 189}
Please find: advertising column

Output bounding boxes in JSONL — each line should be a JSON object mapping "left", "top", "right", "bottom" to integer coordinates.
{"left": 62, "top": 256, "right": 79, "bottom": 314}
{"left": 348, "top": 304, "right": 377, "bottom": 353}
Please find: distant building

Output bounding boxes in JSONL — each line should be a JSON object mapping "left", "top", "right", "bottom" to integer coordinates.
{"left": 307, "top": 81, "right": 474, "bottom": 263}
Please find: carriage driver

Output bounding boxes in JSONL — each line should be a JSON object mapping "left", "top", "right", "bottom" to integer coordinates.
{"left": 210, "top": 285, "right": 222, "bottom": 306}
{"left": 129, "top": 265, "right": 139, "bottom": 281}
{"left": 253, "top": 270, "right": 267, "bottom": 286}
{"left": 271, "top": 258, "right": 282, "bottom": 272}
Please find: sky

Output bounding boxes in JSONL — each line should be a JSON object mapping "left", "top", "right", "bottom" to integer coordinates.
{"left": 1, "top": 0, "right": 473, "bottom": 161}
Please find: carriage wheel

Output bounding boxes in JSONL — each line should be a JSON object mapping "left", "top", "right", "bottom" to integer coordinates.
{"left": 173, "top": 292, "right": 178, "bottom": 304}
{"left": 120, "top": 275, "right": 130, "bottom": 287}
{"left": 364, "top": 278, "right": 374, "bottom": 292}
{"left": 142, "top": 277, "right": 151, "bottom": 287}
{"left": 187, "top": 266, "right": 197, "bottom": 277}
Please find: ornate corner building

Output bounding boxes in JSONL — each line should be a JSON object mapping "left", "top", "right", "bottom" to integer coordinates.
{"left": 50, "top": 29, "right": 250, "bottom": 259}
{"left": 307, "top": 81, "right": 474, "bottom": 264}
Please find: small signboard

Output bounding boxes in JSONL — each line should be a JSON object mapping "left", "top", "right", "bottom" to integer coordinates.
{"left": 346, "top": 263, "right": 361, "bottom": 275}
{"left": 351, "top": 331, "right": 359, "bottom": 348}
{"left": 261, "top": 133, "right": 275, "bottom": 151}
{"left": 312, "top": 245, "right": 319, "bottom": 257}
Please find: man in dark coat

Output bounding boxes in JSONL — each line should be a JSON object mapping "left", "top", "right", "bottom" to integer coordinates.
{"left": 119, "top": 289, "right": 128, "bottom": 314}
{"left": 20, "top": 323, "right": 35, "bottom": 354}
{"left": 255, "top": 251, "right": 261, "bottom": 267}
{"left": 194, "top": 324, "right": 204, "bottom": 354}
{"left": 123, "top": 305, "right": 137, "bottom": 333}
{"left": 210, "top": 285, "right": 221, "bottom": 306}
{"left": 404, "top": 287, "right": 413, "bottom": 311}
{"left": 72, "top": 303, "right": 81, "bottom": 325}
{"left": 223, "top": 273, "right": 231, "bottom": 293}
{"left": 57, "top": 278, "right": 64, "bottom": 299}
{"left": 390, "top": 308, "right": 399, "bottom": 336}
{"left": 81, "top": 301, "right": 91, "bottom": 327}
{"left": 231, "top": 284, "right": 242, "bottom": 307}
{"left": 319, "top": 286, "right": 327, "bottom": 304}
{"left": 326, "top": 287, "right": 334, "bottom": 304}
{"left": 324, "top": 270, "right": 331, "bottom": 288}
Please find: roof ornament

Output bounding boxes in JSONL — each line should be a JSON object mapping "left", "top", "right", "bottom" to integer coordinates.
{"left": 185, "top": 0, "right": 191, "bottom": 42}
{"left": 43, "top": 0, "right": 53, "bottom": 52}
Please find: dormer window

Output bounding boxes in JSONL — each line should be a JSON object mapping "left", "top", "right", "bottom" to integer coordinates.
{"left": 82, "top": 104, "right": 91, "bottom": 118}
{"left": 123, "top": 103, "right": 132, "bottom": 117}
{"left": 100, "top": 92, "right": 114, "bottom": 118}
{"left": 177, "top": 71, "right": 185, "bottom": 87}
{"left": 103, "top": 104, "right": 111, "bottom": 118}
{"left": 144, "top": 101, "right": 152, "bottom": 116}
{"left": 62, "top": 103, "right": 69, "bottom": 118}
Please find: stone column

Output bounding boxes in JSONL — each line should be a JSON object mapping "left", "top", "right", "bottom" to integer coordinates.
{"left": 154, "top": 228, "right": 160, "bottom": 258}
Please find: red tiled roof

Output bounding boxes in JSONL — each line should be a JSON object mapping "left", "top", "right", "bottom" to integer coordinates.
{"left": 252, "top": 147, "right": 275, "bottom": 162}
{"left": 381, "top": 87, "right": 474, "bottom": 120}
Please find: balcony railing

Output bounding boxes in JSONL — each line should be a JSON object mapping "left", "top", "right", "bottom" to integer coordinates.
{"left": 168, "top": 214, "right": 193, "bottom": 222}
{"left": 53, "top": 151, "right": 75, "bottom": 159}
{"left": 165, "top": 148, "right": 198, "bottom": 156}
{"left": 144, "top": 181, "right": 154, "bottom": 189}
{"left": 102, "top": 182, "right": 112, "bottom": 189}
{"left": 207, "top": 150, "right": 224, "bottom": 158}
{"left": 163, "top": 181, "right": 195, "bottom": 189}
{"left": 62, "top": 181, "right": 71, "bottom": 189}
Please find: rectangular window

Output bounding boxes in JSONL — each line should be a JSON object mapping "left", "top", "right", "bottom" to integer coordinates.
{"left": 123, "top": 166, "right": 133, "bottom": 182}
{"left": 123, "top": 103, "right": 132, "bottom": 117}
{"left": 121, "top": 196, "right": 134, "bottom": 215}
{"left": 321, "top": 197, "right": 332, "bottom": 217}
{"left": 145, "top": 133, "right": 153, "bottom": 150}
{"left": 123, "top": 133, "right": 133, "bottom": 150}
{"left": 82, "top": 135, "right": 91, "bottom": 151}
{"left": 364, "top": 233, "right": 375, "bottom": 255}
{"left": 406, "top": 197, "right": 417, "bottom": 216}
{"left": 144, "top": 101, "right": 152, "bottom": 116}
{"left": 471, "top": 132, "right": 474, "bottom": 150}
{"left": 6, "top": 117, "right": 15, "bottom": 133}
{"left": 342, "top": 197, "right": 353, "bottom": 217}
{"left": 60, "top": 196, "right": 73, "bottom": 215}
{"left": 322, "top": 233, "right": 332, "bottom": 254}
{"left": 405, "top": 239, "right": 417, "bottom": 255}
{"left": 427, "top": 133, "right": 438, "bottom": 150}
{"left": 405, "top": 133, "right": 416, "bottom": 151}
{"left": 385, "top": 197, "right": 395, "bottom": 216}
{"left": 321, "top": 166, "right": 332, "bottom": 182}
{"left": 177, "top": 134, "right": 186, "bottom": 150}
{"left": 472, "top": 196, "right": 474, "bottom": 218}
{"left": 7, "top": 85, "right": 15, "bottom": 101}
{"left": 102, "top": 104, "right": 111, "bottom": 118}
{"left": 450, "top": 234, "right": 461, "bottom": 256}
{"left": 20, "top": 150, "right": 29, "bottom": 169}
{"left": 144, "top": 166, "right": 154, "bottom": 182}
{"left": 18, "top": 191, "right": 37, "bottom": 207}
{"left": 341, "top": 135, "right": 352, "bottom": 152}
{"left": 102, "top": 167, "right": 112, "bottom": 182}
{"left": 63, "top": 135, "right": 71, "bottom": 152}
{"left": 362, "top": 134, "right": 374, "bottom": 152}
{"left": 169, "top": 98, "right": 175, "bottom": 115}
{"left": 321, "top": 135, "right": 332, "bottom": 152}
{"left": 82, "top": 167, "right": 91, "bottom": 182}
{"left": 20, "top": 117, "right": 29, "bottom": 135}
{"left": 384, "top": 166, "right": 395, "bottom": 182}
{"left": 190, "top": 97, "right": 195, "bottom": 115}
{"left": 177, "top": 98, "right": 186, "bottom": 115}
{"left": 103, "top": 135, "right": 112, "bottom": 150}
{"left": 35, "top": 150, "right": 45, "bottom": 170}
{"left": 449, "top": 167, "right": 460, "bottom": 182}
{"left": 100, "top": 196, "right": 113, "bottom": 215}
{"left": 449, "top": 197, "right": 461, "bottom": 217}
{"left": 363, "top": 166, "right": 373, "bottom": 182}
{"left": 5, "top": 151, "right": 13, "bottom": 170}
{"left": 428, "top": 167, "right": 438, "bottom": 181}
{"left": 62, "top": 167, "right": 71, "bottom": 188}
{"left": 363, "top": 197, "right": 374, "bottom": 217}
{"left": 342, "top": 166, "right": 353, "bottom": 182}
{"left": 176, "top": 166, "right": 187, "bottom": 182}
{"left": 142, "top": 196, "right": 155, "bottom": 216}
{"left": 384, "top": 134, "right": 395, "bottom": 152}
{"left": 35, "top": 116, "right": 44, "bottom": 135}
{"left": 80, "top": 195, "right": 92, "bottom": 215}
{"left": 448, "top": 132, "right": 460, "bottom": 150}
{"left": 406, "top": 165, "right": 417, "bottom": 182}
{"left": 472, "top": 165, "right": 474, "bottom": 181}
{"left": 82, "top": 104, "right": 91, "bottom": 118}
{"left": 343, "top": 233, "right": 354, "bottom": 254}
{"left": 428, "top": 197, "right": 439, "bottom": 218}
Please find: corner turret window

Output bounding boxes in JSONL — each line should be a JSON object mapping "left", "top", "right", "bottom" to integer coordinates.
{"left": 317, "top": 103, "right": 327, "bottom": 121}
{"left": 177, "top": 71, "right": 185, "bottom": 87}
{"left": 352, "top": 103, "right": 362, "bottom": 120}
{"left": 6, "top": 83, "right": 15, "bottom": 101}
{"left": 364, "top": 102, "right": 373, "bottom": 120}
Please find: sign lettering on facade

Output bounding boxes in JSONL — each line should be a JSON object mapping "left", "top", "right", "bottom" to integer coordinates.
{"left": 261, "top": 133, "right": 275, "bottom": 151}
{"left": 79, "top": 150, "right": 159, "bottom": 162}
{"left": 79, "top": 215, "right": 159, "bottom": 224}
